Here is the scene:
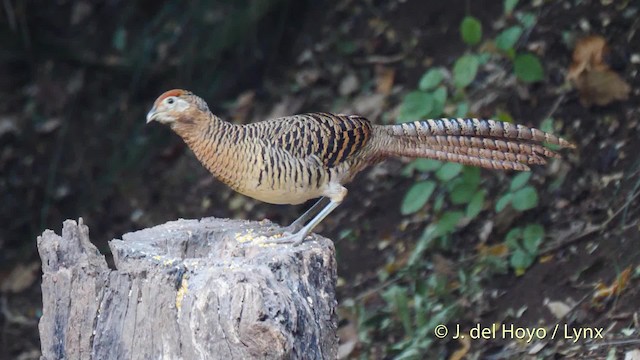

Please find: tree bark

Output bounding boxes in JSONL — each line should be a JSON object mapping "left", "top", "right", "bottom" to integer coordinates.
{"left": 37, "top": 218, "right": 338, "bottom": 360}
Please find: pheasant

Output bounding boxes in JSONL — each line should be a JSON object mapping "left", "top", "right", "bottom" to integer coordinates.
{"left": 146, "top": 89, "right": 574, "bottom": 245}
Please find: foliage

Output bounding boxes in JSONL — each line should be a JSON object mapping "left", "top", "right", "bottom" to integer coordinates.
{"left": 505, "top": 224, "right": 545, "bottom": 275}
{"left": 460, "top": 16, "right": 482, "bottom": 46}
{"left": 356, "top": 1, "right": 554, "bottom": 356}
{"left": 453, "top": 55, "right": 480, "bottom": 89}
{"left": 514, "top": 53, "right": 544, "bottom": 83}
{"left": 496, "top": 172, "right": 539, "bottom": 212}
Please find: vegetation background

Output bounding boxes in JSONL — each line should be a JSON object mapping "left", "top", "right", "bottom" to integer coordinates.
{"left": 1, "top": 0, "right": 639, "bottom": 358}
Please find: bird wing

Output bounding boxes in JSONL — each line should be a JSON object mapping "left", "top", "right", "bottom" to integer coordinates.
{"left": 258, "top": 113, "right": 374, "bottom": 169}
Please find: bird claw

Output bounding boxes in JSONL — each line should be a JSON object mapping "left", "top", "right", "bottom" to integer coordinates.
{"left": 262, "top": 231, "right": 309, "bottom": 246}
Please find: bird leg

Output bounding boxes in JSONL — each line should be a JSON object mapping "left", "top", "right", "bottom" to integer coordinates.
{"left": 265, "top": 186, "right": 347, "bottom": 246}
{"left": 250, "top": 197, "right": 329, "bottom": 240}
{"left": 284, "top": 197, "right": 330, "bottom": 233}
{"left": 269, "top": 199, "right": 342, "bottom": 246}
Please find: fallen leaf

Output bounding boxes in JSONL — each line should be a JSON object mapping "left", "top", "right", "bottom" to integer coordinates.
{"left": 432, "top": 254, "right": 455, "bottom": 277}
{"left": 574, "top": 69, "right": 630, "bottom": 107}
{"left": 343, "top": 93, "right": 387, "bottom": 120}
{"left": 567, "top": 35, "right": 630, "bottom": 107}
{"left": 230, "top": 90, "right": 255, "bottom": 123}
{"left": 266, "top": 96, "right": 304, "bottom": 119}
{"left": 477, "top": 243, "right": 509, "bottom": 257}
{"left": 528, "top": 342, "right": 546, "bottom": 355}
{"left": 545, "top": 300, "right": 572, "bottom": 319}
{"left": 567, "top": 35, "right": 609, "bottom": 81}
{"left": 449, "top": 334, "right": 470, "bottom": 360}
{"left": 339, "top": 73, "right": 360, "bottom": 96}
{"left": 593, "top": 267, "right": 632, "bottom": 303}
{"left": 625, "top": 349, "right": 640, "bottom": 360}
{"left": 337, "top": 321, "right": 359, "bottom": 359}
{"left": 0, "top": 262, "right": 40, "bottom": 293}
{"left": 375, "top": 65, "right": 395, "bottom": 95}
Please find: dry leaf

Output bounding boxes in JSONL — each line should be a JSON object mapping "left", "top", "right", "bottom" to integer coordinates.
{"left": 625, "top": 349, "right": 640, "bottom": 360}
{"left": 0, "top": 262, "right": 40, "bottom": 293}
{"left": 593, "top": 267, "right": 632, "bottom": 303}
{"left": 375, "top": 65, "right": 395, "bottom": 95}
{"left": 449, "top": 334, "right": 470, "bottom": 360}
{"left": 567, "top": 35, "right": 630, "bottom": 107}
{"left": 432, "top": 254, "right": 455, "bottom": 277}
{"left": 545, "top": 300, "right": 572, "bottom": 319}
{"left": 477, "top": 243, "right": 509, "bottom": 257}
{"left": 567, "top": 35, "right": 609, "bottom": 81}
{"left": 230, "top": 90, "right": 255, "bottom": 123}
{"left": 574, "top": 69, "right": 631, "bottom": 107}
{"left": 339, "top": 73, "right": 360, "bottom": 96}
{"left": 337, "top": 322, "right": 359, "bottom": 359}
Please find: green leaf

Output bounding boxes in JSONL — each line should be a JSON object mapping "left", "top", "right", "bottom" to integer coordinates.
{"left": 433, "top": 193, "right": 445, "bottom": 212}
{"left": 510, "top": 172, "right": 531, "bottom": 191}
{"left": 476, "top": 52, "right": 491, "bottom": 64}
{"left": 522, "top": 224, "right": 544, "bottom": 254}
{"left": 460, "top": 16, "right": 482, "bottom": 46}
{"left": 435, "top": 211, "right": 464, "bottom": 236}
{"left": 455, "top": 102, "right": 469, "bottom": 117}
{"left": 504, "top": 0, "right": 519, "bottom": 14}
{"left": 504, "top": 227, "right": 523, "bottom": 248}
{"left": 514, "top": 53, "right": 544, "bottom": 83}
{"left": 449, "top": 170, "right": 480, "bottom": 205}
{"left": 495, "top": 193, "right": 513, "bottom": 212}
{"left": 413, "top": 159, "right": 442, "bottom": 172}
{"left": 408, "top": 225, "right": 437, "bottom": 266}
{"left": 462, "top": 166, "right": 481, "bottom": 189}
{"left": 511, "top": 186, "right": 539, "bottom": 211}
{"left": 453, "top": 55, "right": 479, "bottom": 89}
{"left": 510, "top": 248, "right": 534, "bottom": 273}
{"left": 428, "top": 86, "right": 447, "bottom": 118}
{"left": 418, "top": 68, "right": 444, "bottom": 91}
{"left": 495, "top": 110, "right": 514, "bottom": 123}
{"left": 540, "top": 118, "right": 554, "bottom": 133}
{"left": 401, "top": 180, "right": 437, "bottom": 215}
{"left": 450, "top": 181, "right": 477, "bottom": 205}
{"left": 540, "top": 118, "right": 561, "bottom": 150}
{"left": 517, "top": 12, "right": 537, "bottom": 29}
{"left": 436, "top": 163, "right": 463, "bottom": 182}
{"left": 394, "top": 287, "right": 413, "bottom": 335}
{"left": 466, "top": 190, "right": 485, "bottom": 218}
{"left": 399, "top": 91, "right": 433, "bottom": 122}
{"left": 495, "top": 26, "right": 523, "bottom": 51}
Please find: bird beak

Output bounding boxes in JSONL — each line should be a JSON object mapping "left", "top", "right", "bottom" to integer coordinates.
{"left": 146, "top": 107, "right": 157, "bottom": 123}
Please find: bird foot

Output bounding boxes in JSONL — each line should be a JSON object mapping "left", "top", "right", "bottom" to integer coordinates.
{"left": 262, "top": 231, "right": 309, "bottom": 246}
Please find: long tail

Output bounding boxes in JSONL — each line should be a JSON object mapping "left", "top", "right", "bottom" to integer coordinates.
{"left": 377, "top": 118, "right": 575, "bottom": 171}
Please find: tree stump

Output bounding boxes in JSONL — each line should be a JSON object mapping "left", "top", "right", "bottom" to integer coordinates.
{"left": 37, "top": 218, "right": 338, "bottom": 360}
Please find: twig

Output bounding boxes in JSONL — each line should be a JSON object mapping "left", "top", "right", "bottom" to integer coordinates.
{"left": 540, "top": 92, "right": 566, "bottom": 122}
{"left": 541, "top": 188, "right": 640, "bottom": 255}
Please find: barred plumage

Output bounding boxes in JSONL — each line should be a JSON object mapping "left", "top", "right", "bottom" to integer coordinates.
{"left": 147, "top": 89, "right": 575, "bottom": 245}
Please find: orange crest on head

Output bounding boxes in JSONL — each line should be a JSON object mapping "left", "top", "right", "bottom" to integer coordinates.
{"left": 156, "top": 89, "right": 188, "bottom": 105}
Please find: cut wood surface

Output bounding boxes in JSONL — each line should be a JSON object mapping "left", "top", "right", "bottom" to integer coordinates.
{"left": 37, "top": 218, "right": 338, "bottom": 360}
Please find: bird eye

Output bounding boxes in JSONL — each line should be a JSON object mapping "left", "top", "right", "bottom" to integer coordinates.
{"left": 166, "top": 97, "right": 175, "bottom": 105}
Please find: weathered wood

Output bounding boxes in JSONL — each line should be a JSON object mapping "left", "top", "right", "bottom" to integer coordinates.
{"left": 37, "top": 218, "right": 338, "bottom": 360}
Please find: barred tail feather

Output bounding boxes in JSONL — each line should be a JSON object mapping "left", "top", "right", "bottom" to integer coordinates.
{"left": 388, "top": 118, "right": 575, "bottom": 148}
{"left": 388, "top": 143, "right": 532, "bottom": 171}
{"left": 377, "top": 118, "right": 574, "bottom": 171}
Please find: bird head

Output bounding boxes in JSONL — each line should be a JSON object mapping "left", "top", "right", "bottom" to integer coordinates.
{"left": 146, "top": 89, "right": 210, "bottom": 125}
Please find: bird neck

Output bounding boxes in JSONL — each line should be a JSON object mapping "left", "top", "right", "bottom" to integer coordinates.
{"left": 170, "top": 111, "right": 230, "bottom": 144}
{"left": 171, "top": 112, "right": 241, "bottom": 187}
